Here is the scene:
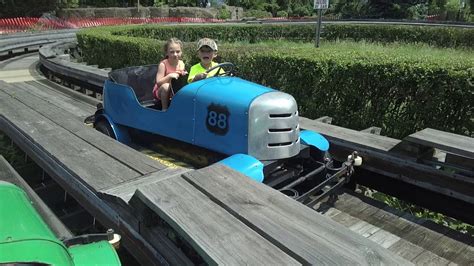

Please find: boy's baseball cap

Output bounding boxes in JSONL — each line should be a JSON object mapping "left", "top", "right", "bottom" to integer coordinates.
{"left": 197, "top": 38, "right": 218, "bottom": 51}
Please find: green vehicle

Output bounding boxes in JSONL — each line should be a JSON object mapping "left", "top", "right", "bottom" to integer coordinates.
{"left": 0, "top": 181, "right": 121, "bottom": 265}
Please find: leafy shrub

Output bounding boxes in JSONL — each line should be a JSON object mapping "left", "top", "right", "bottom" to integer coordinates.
{"left": 217, "top": 5, "right": 231, "bottom": 19}
{"left": 118, "top": 23, "right": 474, "bottom": 48}
{"left": 290, "top": 4, "right": 312, "bottom": 17}
{"left": 407, "top": 3, "right": 429, "bottom": 20}
{"left": 77, "top": 25, "right": 474, "bottom": 138}
{"left": 276, "top": 10, "right": 288, "bottom": 17}
{"left": 323, "top": 24, "right": 474, "bottom": 48}
{"left": 243, "top": 9, "right": 272, "bottom": 18}
{"left": 333, "top": 0, "right": 373, "bottom": 18}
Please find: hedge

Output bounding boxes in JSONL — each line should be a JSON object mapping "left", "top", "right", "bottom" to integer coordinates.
{"left": 119, "top": 23, "right": 474, "bottom": 48}
{"left": 77, "top": 25, "right": 473, "bottom": 138}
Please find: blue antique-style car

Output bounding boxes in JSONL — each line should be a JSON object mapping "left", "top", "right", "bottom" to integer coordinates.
{"left": 92, "top": 63, "right": 360, "bottom": 204}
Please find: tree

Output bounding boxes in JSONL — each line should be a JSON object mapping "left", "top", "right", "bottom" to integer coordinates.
{"left": 369, "top": 0, "right": 427, "bottom": 18}
{"left": 334, "top": 0, "right": 373, "bottom": 18}
{"left": 0, "top": 0, "right": 57, "bottom": 17}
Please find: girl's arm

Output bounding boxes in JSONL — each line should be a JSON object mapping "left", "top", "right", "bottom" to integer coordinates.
{"left": 155, "top": 62, "right": 179, "bottom": 86}
{"left": 178, "top": 60, "right": 188, "bottom": 75}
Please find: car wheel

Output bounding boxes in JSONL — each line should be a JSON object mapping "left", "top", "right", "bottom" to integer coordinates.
{"left": 95, "top": 120, "right": 116, "bottom": 140}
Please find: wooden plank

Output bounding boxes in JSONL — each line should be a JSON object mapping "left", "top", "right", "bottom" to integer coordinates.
{"left": 328, "top": 191, "right": 465, "bottom": 260}
{"left": 427, "top": 231, "right": 474, "bottom": 264}
{"left": 367, "top": 228, "right": 401, "bottom": 248}
{"left": 133, "top": 175, "right": 300, "bottom": 265}
{"left": 103, "top": 193, "right": 194, "bottom": 266}
{"left": 349, "top": 220, "right": 381, "bottom": 238}
{"left": 401, "top": 222, "right": 444, "bottom": 250}
{"left": 299, "top": 117, "right": 401, "bottom": 152}
{"left": 0, "top": 81, "right": 164, "bottom": 176}
{"left": 102, "top": 167, "right": 191, "bottom": 202}
{"left": 317, "top": 206, "right": 341, "bottom": 218}
{"left": 320, "top": 192, "right": 474, "bottom": 263}
{"left": 388, "top": 239, "right": 428, "bottom": 261}
{"left": 0, "top": 104, "right": 165, "bottom": 265}
{"left": 445, "top": 153, "right": 474, "bottom": 171}
{"left": 183, "top": 164, "right": 410, "bottom": 265}
{"left": 35, "top": 78, "right": 101, "bottom": 107}
{"left": 301, "top": 117, "right": 474, "bottom": 214}
{"left": 0, "top": 156, "right": 72, "bottom": 239}
{"left": 412, "top": 250, "right": 452, "bottom": 265}
{"left": 361, "top": 126, "right": 382, "bottom": 135}
{"left": 139, "top": 226, "right": 194, "bottom": 266}
{"left": 330, "top": 211, "right": 360, "bottom": 228}
{"left": 318, "top": 194, "right": 473, "bottom": 265}
{"left": 404, "top": 128, "right": 474, "bottom": 159}
{"left": 322, "top": 203, "right": 389, "bottom": 241}
{"left": 0, "top": 93, "right": 140, "bottom": 191}
{"left": 333, "top": 191, "right": 381, "bottom": 218}
{"left": 315, "top": 116, "right": 332, "bottom": 124}
{"left": 23, "top": 80, "right": 96, "bottom": 119}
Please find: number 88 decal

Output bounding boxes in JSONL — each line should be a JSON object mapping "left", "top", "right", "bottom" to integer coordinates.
{"left": 208, "top": 111, "right": 227, "bottom": 129}
{"left": 206, "top": 104, "right": 230, "bottom": 135}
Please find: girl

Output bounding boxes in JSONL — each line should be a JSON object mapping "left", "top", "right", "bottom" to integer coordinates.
{"left": 153, "top": 38, "right": 187, "bottom": 110}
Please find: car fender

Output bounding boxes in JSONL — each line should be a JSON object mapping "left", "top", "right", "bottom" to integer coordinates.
{"left": 218, "top": 154, "right": 264, "bottom": 183}
{"left": 300, "top": 130, "right": 329, "bottom": 152}
{"left": 94, "top": 113, "right": 131, "bottom": 145}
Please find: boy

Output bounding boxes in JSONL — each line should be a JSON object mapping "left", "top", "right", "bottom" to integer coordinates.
{"left": 188, "top": 38, "right": 221, "bottom": 83}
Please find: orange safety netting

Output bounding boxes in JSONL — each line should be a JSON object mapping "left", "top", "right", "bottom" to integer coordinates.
{"left": 0, "top": 16, "right": 225, "bottom": 34}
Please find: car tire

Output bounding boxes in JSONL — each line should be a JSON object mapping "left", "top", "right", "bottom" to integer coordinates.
{"left": 95, "top": 120, "right": 116, "bottom": 140}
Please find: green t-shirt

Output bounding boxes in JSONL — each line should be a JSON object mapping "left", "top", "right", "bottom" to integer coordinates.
{"left": 187, "top": 61, "right": 220, "bottom": 83}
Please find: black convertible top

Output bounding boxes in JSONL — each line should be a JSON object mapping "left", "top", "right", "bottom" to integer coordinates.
{"left": 109, "top": 64, "right": 158, "bottom": 103}
{"left": 109, "top": 64, "right": 188, "bottom": 105}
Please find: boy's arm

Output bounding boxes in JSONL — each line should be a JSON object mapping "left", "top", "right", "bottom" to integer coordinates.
{"left": 206, "top": 62, "right": 223, "bottom": 78}
{"left": 188, "top": 65, "right": 198, "bottom": 83}
{"left": 188, "top": 64, "right": 206, "bottom": 83}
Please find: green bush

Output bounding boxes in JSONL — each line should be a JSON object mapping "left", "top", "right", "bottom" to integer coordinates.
{"left": 323, "top": 24, "right": 474, "bottom": 48}
{"left": 118, "top": 24, "right": 474, "bottom": 49}
{"left": 77, "top": 25, "right": 474, "bottom": 138}
{"left": 243, "top": 9, "right": 272, "bottom": 18}
{"left": 276, "top": 10, "right": 288, "bottom": 17}
{"left": 407, "top": 3, "right": 428, "bottom": 20}
{"left": 217, "top": 5, "right": 231, "bottom": 19}
{"left": 120, "top": 24, "right": 317, "bottom": 43}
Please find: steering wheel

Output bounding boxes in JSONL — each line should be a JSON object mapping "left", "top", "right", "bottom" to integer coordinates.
{"left": 205, "top": 62, "right": 236, "bottom": 77}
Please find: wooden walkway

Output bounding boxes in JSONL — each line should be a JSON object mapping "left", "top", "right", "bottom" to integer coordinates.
{"left": 0, "top": 79, "right": 409, "bottom": 264}
{"left": 315, "top": 190, "right": 474, "bottom": 265}
{"left": 300, "top": 117, "right": 474, "bottom": 224}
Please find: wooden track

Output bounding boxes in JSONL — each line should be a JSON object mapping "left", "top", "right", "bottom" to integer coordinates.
{"left": 34, "top": 39, "right": 474, "bottom": 212}
{"left": 300, "top": 117, "right": 474, "bottom": 224}
{"left": 315, "top": 190, "right": 474, "bottom": 265}
{"left": 1, "top": 56, "right": 472, "bottom": 265}
{"left": 0, "top": 80, "right": 409, "bottom": 264}
{"left": 33, "top": 38, "right": 474, "bottom": 224}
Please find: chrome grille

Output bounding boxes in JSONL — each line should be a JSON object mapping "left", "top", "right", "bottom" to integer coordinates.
{"left": 248, "top": 92, "right": 300, "bottom": 160}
